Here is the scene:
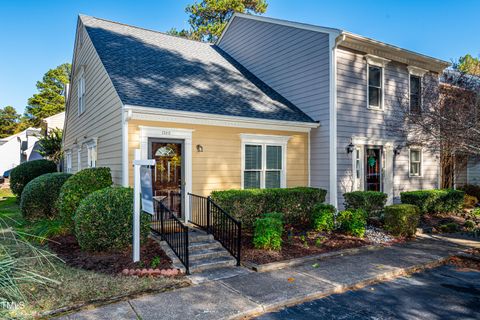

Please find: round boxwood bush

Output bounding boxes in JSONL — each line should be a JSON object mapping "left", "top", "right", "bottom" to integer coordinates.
{"left": 74, "top": 187, "right": 150, "bottom": 252}
{"left": 20, "top": 172, "right": 72, "bottom": 221}
{"left": 10, "top": 159, "right": 57, "bottom": 198}
{"left": 384, "top": 204, "right": 420, "bottom": 237}
{"left": 57, "top": 167, "right": 113, "bottom": 231}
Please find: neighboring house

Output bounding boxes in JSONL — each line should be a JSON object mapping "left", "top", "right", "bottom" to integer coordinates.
{"left": 63, "top": 14, "right": 450, "bottom": 218}
{"left": 217, "top": 14, "right": 450, "bottom": 207}
{"left": 0, "top": 128, "right": 42, "bottom": 175}
{"left": 0, "top": 112, "right": 65, "bottom": 175}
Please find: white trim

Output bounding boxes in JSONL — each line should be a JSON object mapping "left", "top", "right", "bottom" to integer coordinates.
{"left": 365, "top": 54, "right": 391, "bottom": 68}
{"left": 352, "top": 136, "right": 394, "bottom": 147}
{"left": 240, "top": 134, "right": 289, "bottom": 189}
{"left": 125, "top": 105, "right": 318, "bottom": 133}
{"left": 217, "top": 12, "right": 342, "bottom": 45}
{"left": 65, "top": 150, "right": 72, "bottom": 173}
{"left": 408, "top": 147, "right": 423, "bottom": 178}
{"left": 122, "top": 108, "right": 131, "bottom": 186}
{"left": 366, "top": 62, "right": 385, "bottom": 110}
{"left": 407, "top": 65, "right": 428, "bottom": 77}
{"left": 307, "top": 130, "right": 311, "bottom": 187}
{"left": 139, "top": 126, "right": 193, "bottom": 221}
{"left": 84, "top": 138, "right": 97, "bottom": 168}
{"left": 77, "top": 148, "right": 82, "bottom": 172}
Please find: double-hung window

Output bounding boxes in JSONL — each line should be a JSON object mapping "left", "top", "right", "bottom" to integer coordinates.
{"left": 77, "top": 149, "right": 82, "bottom": 171}
{"left": 85, "top": 138, "right": 97, "bottom": 168}
{"left": 365, "top": 55, "right": 390, "bottom": 110}
{"left": 241, "top": 134, "right": 289, "bottom": 189}
{"left": 409, "top": 149, "right": 422, "bottom": 177}
{"left": 77, "top": 68, "right": 86, "bottom": 115}
{"left": 65, "top": 151, "right": 72, "bottom": 173}
{"left": 409, "top": 75, "right": 422, "bottom": 114}
{"left": 368, "top": 65, "right": 383, "bottom": 109}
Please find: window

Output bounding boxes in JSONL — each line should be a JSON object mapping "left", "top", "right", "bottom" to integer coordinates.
{"left": 85, "top": 138, "right": 98, "bottom": 168}
{"left": 410, "top": 75, "right": 421, "bottom": 113}
{"left": 241, "top": 134, "right": 289, "bottom": 189}
{"left": 77, "top": 69, "right": 85, "bottom": 115}
{"left": 65, "top": 151, "right": 72, "bottom": 173}
{"left": 409, "top": 149, "right": 422, "bottom": 177}
{"left": 77, "top": 149, "right": 82, "bottom": 171}
{"left": 368, "top": 65, "right": 383, "bottom": 109}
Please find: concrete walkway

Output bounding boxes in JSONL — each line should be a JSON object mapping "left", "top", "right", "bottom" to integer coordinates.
{"left": 56, "top": 235, "right": 480, "bottom": 320}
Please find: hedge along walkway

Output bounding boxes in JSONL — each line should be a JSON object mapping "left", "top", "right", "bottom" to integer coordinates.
{"left": 57, "top": 234, "right": 480, "bottom": 320}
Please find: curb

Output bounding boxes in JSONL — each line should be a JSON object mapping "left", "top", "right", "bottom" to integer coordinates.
{"left": 243, "top": 244, "right": 384, "bottom": 272}
{"left": 231, "top": 254, "right": 459, "bottom": 320}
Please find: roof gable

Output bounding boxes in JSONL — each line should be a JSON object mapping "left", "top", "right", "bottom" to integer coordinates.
{"left": 79, "top": 15, "right": 315, "bottom": 124}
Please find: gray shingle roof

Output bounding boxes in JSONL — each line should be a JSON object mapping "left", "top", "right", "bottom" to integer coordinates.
{"left": 80, "top": 15, "right": 315, "bottom": 124}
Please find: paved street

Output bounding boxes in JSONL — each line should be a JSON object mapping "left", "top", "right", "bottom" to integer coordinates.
{"left": 256, "top": 265, "right": 480, "bottom": 320}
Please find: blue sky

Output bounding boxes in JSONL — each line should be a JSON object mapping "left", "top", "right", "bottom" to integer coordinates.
{"left": 0, "top": 0, "right": 478, "bottom": 113}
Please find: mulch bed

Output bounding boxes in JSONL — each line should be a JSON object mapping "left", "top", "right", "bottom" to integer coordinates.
{"left": 48, "top": 235, "right": 172, "bottom": 274}
{"left": 242, "top": 230, "right": 371, "bottom": 265}
{"left": 421, "top": 210, "right": 480, "bottom": 232}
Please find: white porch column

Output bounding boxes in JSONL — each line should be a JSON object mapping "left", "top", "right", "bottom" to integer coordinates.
{"left": 384, "top": 143, "right": 394, "bottom": 205}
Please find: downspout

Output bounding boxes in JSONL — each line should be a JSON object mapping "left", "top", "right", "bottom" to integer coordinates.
{"left": 328, "top": 33, "right": 346, "bottom": 208}
{"left": 122, "top": 107, "right": 132, "bottom": 187}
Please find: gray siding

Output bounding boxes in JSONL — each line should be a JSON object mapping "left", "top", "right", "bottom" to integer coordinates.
{"left": 63, "top": 20, "right": 123, "bottom": 184}
{"left": 336, "top": 47, "right": 439, "bottom": 205}
{"left": 218, "top": 16, "right": 332, "bottom": 199}
{"left": 467, "top": 156, "right": 480, "bottom": 185}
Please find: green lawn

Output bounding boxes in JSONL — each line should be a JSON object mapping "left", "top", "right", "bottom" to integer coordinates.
{"left": 0, "top": 189, "right": 188, "bottom": 319}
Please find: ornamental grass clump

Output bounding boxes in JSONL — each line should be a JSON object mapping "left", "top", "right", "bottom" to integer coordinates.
{"left": 253, "top": 212, "right": 284, "bottom": 251}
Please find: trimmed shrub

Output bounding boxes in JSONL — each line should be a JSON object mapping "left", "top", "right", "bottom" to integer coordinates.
{"left": 464, "top": 195, "right": 479, "bottom": 209}
{"left": 74, "top": 187, "right": 150, "bottom": 252}
{"left": 20, "top": 173, "right": 72, "bottom": 221}
{"left": 400, "top": 189, "right": 464, "bottom": 214}
{"left": 253, "top": 212, "right": 284, "bottom": 250}
{"left": 210, "top": 187, "right": 327, "bottom": 229}
{"left": 336, "top": 209, "right": 367, "bottom": 238}
{"left": 464, "top": 220, "right": 476, "bottom": 231}
{"left": 473, "top": 208, "right": 480, "bottom": 216}
{"left": 311, "top": 203, "right": 336, "bottom": 232}
{"left": 384, "top": 204, "right": 420, "bottom": 237}
{"left": 10, "top": 159, "right": 57, "bottom": 198}
{"left": 343, "top": 191, "right": 387, "bottom": 218}
{"left": 439, "top": 222, "right": 459, "bottom": 233}
{"left": 458, "top": 184, "right": 480, "bottom": 202}
{"left": 57, "top": 167, "right": 113, "bottom": 231}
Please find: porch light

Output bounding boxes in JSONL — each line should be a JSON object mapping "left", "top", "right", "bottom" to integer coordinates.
{"left": 394, "top": 145, "right": 402, "bottom": 155}
{"left": 196, "top": 144, "right": 204, "bottom": 152}
{"left": 346, "top": 142, "right": 355, "bottom": 154}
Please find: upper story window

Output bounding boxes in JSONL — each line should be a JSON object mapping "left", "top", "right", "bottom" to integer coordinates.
{"left": 365, "top": 55, "right": 390, "bottom": 110}
{"left": 368, "top": 66, "right": 383, "bottom": 109}
{"left": 407, "top": 66, "right": 428, "bottom": 114}
{"left": 409, "top": 75, "right": 421, "bottom": 114}
{"left": 77, "top": 68, "right": 86, "bottom": 115}
{"left": 241, "top": 134, "right": 289, "bottom": 189}
{"left": 409, "top": 148, "right": 422, "bottom": 177}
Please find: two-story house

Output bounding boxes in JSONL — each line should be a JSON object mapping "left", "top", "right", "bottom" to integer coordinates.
{"left": 62, "top": 14, "right": 450, "bottom": 218}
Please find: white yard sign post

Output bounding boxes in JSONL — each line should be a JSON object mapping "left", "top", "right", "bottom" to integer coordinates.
{"left": 133, "top": 149, "right": 155, "bottom": 262}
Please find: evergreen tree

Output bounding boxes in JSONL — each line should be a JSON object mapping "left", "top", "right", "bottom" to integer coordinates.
{"left": 0, "top": 106, "right": 20, "bottom": 138}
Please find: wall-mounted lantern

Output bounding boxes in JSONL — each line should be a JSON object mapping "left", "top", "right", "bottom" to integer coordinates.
{"left": 394, "top": 145, "right": 402, "bottom": 156}
{"left": 196, "top": 144, "right": 204, "bottom": 152}
{"left": 346, "top": 142, "right": 355, "bottom": 154}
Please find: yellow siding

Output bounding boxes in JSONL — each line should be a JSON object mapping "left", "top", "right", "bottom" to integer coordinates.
{"left": 128, "top": 120, "right": 308, "bottom": 196}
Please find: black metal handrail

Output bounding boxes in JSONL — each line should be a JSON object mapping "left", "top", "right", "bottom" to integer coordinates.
{"left": 188, "top": 193, "right": 241, "bottom": 266}
{"left": 151, "top": 199, "right": 189, "bottom": 274}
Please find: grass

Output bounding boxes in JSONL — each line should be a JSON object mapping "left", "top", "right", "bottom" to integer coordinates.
{"left": 0, "top": 189, "right": 188, "bottom": 319}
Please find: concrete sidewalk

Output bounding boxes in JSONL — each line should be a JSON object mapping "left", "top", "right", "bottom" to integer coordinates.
{"left": 56, "top": 235, "right": 480, "bottom": 320}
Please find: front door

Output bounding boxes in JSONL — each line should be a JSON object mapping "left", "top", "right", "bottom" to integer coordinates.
{"left": 365, "top": 147, "right": 383, "bottom": 192}
{"left": 149, "top": 139, "right": 184, "bottom": 218}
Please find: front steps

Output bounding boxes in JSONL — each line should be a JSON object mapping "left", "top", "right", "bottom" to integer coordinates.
{"left": 188, "top": 228, "right": 237, "bottom": 273}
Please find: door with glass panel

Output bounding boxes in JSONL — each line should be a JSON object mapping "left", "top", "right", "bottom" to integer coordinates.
{"left": 244, "top": 144, "right": 283, "bottom": 189}
{"left": 149, "top": 139, "right": 184, "bottom": 218}
{"left": 365, "top": 147, "right": 383, "bottom": 192}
